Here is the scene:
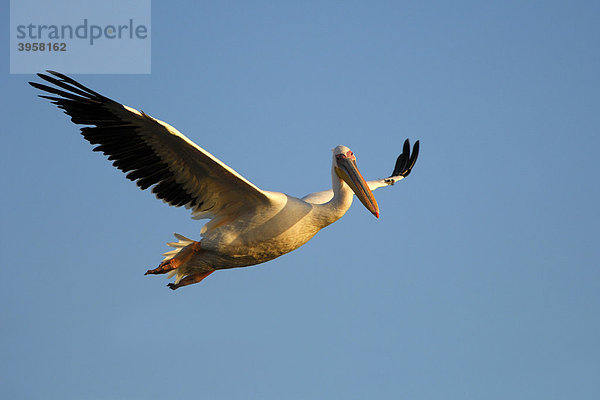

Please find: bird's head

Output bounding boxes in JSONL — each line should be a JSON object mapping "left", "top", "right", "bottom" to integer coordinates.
{"left": 332, "top": 145, "right": 379, "bottom": 218}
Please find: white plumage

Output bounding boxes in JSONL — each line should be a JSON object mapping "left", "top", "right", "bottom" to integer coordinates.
{"left": 30, "top": 71, "right": 419, "bottom": 289}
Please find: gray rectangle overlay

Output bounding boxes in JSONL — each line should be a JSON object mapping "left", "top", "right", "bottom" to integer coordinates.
{"left": 10, "top": 0, "right": 151, "bottom": 74}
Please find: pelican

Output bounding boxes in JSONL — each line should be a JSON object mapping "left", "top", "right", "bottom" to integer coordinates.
{"left": 30, "top": 71, "right": 419, "bottom": 290}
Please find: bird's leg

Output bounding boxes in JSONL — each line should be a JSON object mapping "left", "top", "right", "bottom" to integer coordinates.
{"left": 168, "top": 270, "right": 215, "bottom": 290}
{"left": 144, "top": 241, "right": 202, "bottom": 275}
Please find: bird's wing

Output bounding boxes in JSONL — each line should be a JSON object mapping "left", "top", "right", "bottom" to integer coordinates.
{"left": 30, "top": 71, "right": 272, "bottom": 222}
{"left": 302, "top": 139, "right": 419, "bottom": 204}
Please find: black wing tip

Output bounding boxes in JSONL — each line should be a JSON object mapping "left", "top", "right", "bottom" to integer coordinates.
{"left": 391, "top": 138, "right": 420, "bottom": 178}
{"left": 30, "top": 70, "right": 108, "bottom": 101}
{"left": 35, "top": 70, "right": 59, "bottom": 81}
{"left": 40, "top": 70, "right": 66, "bottom": 79}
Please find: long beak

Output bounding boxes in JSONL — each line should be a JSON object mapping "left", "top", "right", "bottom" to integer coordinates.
{"left": 335, "top": 158, "right": 380, "bottom": 218}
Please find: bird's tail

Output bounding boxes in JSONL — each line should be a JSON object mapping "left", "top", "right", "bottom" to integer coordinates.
{"left": 162, "top": 233, "right": 195, "bottom": 276}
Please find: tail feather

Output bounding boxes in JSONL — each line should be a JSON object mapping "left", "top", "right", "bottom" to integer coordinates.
{"left": 162, "top": 233, "right": 194, "bottom": 261}
{"left": 161, "top": 233, "right": 209, "bottom": 284}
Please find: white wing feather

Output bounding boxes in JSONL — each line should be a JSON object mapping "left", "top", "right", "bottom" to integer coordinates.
{"left": 30, "top": 71, "right": 272, "bottom": 225}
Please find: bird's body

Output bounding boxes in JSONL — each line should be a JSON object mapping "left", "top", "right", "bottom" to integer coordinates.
{"left": 183, "top": 167, "right": 355, "bottom": 269}
{"left": 30, "top": 71, "right": 419, "bottom": 289}
{"left": 188, "top": 192, "right": 341, "bottom": 270}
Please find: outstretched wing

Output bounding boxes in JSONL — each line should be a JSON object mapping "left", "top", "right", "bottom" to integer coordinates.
{"left": 30, "top": 71, "right": 271, "bottom": 220}
{"left": 302, "top": 139, "right": 419, "bottom": 204}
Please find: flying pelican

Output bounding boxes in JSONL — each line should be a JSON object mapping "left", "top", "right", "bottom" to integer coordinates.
{"left": 30, "top": 71, "right": 419, "bottom": 290}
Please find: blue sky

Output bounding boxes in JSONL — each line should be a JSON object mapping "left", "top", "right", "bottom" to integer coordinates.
{"left": 2, "top": 1, "right": 599, "bottom": 399}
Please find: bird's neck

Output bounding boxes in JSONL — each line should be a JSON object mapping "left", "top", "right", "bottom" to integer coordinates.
{"left": 313, "top": 165, "right": 354, "bottom": 227}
